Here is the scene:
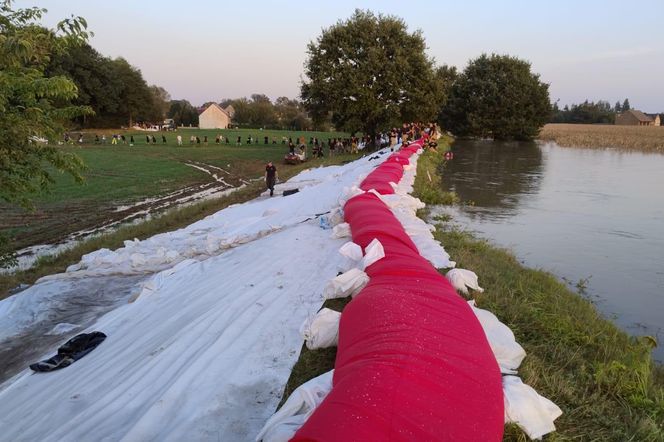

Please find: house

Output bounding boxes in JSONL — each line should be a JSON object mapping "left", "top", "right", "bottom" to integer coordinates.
{"left": 198, "top": 103, "right": 233, "bottom": 129}
{"left": 224, "top": 104, "right": 235, "bottom": 119}
{"left": 645, "top": 113, "right": 662, "bottom": 126}
{"left": 615, "top": 109, "right": 657, "bottom": 126}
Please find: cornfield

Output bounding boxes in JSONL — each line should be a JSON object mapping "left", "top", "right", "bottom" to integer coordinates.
{"left": 538, "top": 124, "right": 664, "bottom": 152}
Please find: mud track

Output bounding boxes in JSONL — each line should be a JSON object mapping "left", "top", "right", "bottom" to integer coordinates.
{"left": 2, "top": 162, "right": 253, "bottom": 270}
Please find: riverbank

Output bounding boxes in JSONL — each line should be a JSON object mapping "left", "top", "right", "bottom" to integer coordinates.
{"left": 281, "top": 144, "right": 664, "bottom": 440}
{"left": 539, "top": 123, "right": 664, "bottom": 152}
{"left": 0, "top": 153, "right": 361, "bottom": 301}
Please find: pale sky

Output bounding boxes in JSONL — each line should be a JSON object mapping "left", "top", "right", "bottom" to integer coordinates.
{"left": 17, "top": 0, "right": 664, "bottom": 112}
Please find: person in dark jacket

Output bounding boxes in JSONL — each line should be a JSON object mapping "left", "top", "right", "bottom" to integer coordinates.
{"left": 265, "top": 162, "right": 278, "bottom": 197}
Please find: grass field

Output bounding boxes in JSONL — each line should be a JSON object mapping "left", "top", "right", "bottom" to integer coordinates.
{"left": 281, "top": 144, "right": 664, "bottom": 440}
{"left": 539, "top": 123, "right": 664, "bottom": 152}
{"left": 1, "top": 128, "right": 348, "bottom": 251}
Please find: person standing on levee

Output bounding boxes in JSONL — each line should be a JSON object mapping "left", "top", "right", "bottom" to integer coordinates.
{"left": 265, "top": 162, "right": 278, "bottom": 197}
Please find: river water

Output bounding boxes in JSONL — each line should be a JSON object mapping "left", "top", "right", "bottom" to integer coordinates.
{"left": 437, "top": 140, "right": 664, "bottom": 361}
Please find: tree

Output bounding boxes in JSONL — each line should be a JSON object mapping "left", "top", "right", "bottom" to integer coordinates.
{"left": 1, "top": 1, "right": 92, "bottom": 266}
{"left": 615, "top": 101, "right": 622, "bottom": 113}
{"left": 622, "top": 98, "right": 631, "bottom": 112}
{"left": 440, "top": 54, "right": 551, "bottom": 140}
{"left": 301, "top": 9, "right": 443, "bottom": 137}
{"left": 168, "top": 99, "right": 198, "bottom": 127}
{"left": 46, "top": 42, "right": 119, "bottom": 127}
{"left": 149, "top": 85, "right": 170, "bottom": 121}
{"left": 110, "top": 57, "right": 155, "bottom": 127}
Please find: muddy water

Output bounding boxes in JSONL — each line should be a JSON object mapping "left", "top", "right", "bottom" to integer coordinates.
{"left": 437, "top": 140, "right": 664, "bottom": 361}
{"left": 0, "top": 275, "right": 145, "bottom": 383}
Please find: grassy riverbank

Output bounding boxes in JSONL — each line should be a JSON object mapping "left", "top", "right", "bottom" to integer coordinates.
{"left": 282, "top": 144, "right": 664, "bottom": 440}
{"left": 0, "top": 152, "right": 361, "bottom": 301}
{"left": 539, "top": 123, "right": 664, "bottom": 152}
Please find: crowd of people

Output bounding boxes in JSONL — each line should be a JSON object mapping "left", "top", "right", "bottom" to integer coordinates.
{"left": 62, "top": 121, "right": 442, "bottom": 156}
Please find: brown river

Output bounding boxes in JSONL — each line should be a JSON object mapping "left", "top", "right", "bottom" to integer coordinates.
{"left": 437, "top": 140, "right": 664, "bottom": 362}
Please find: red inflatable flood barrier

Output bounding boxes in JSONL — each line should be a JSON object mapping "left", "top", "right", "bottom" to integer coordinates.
{"left": 293, "top": 144, "right": 504, "bottom": 441}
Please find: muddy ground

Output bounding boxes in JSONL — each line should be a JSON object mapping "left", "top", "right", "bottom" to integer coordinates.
{"left": 1, "top": 162, "right": 251, "bottom": 264}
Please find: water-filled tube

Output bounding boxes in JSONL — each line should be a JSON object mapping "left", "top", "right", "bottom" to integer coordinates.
{"left": 293, "top": 152, "right": 504, "bottom": 441}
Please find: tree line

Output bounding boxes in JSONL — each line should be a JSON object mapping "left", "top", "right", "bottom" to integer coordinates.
{"left": 301, "top": 10, "right": 552, "bottom": 141}
{"left": 46, "top": 43, "right": 170, "bottom": 128}
{"left": 550, "top": 99, "right": 631, "bottom": 124}
{"left": 168, "top": 95, "right": 313, "bottom": 130}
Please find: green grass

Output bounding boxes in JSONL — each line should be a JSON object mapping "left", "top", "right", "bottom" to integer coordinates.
{"left": 1, "top": 128, "right": 349, "bottom": 249}
{"left": 39, "top": 128, "right": 350, "bottom": 204}
{"left": 279, "top": 143, "right": 664, "bottom": 440}
{"left": 436, "top": 227, "right": 664, "bottom": 441}
{"left": 0, "top": 151, "right": 361, "bottom": 301}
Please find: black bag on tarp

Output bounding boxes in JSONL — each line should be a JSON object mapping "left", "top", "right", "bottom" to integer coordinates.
{"left": 29, "top": 331, "right": 107, "bottom": 372}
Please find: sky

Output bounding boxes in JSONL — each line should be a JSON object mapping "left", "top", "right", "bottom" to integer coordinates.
{"left": 17, "top": 0, "right": 664, "bottom": 112}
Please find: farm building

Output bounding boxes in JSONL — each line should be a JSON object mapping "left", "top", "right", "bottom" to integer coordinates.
{"left": 198, "top": 103, "right": 233, "bottom": 129}
{"left": 646, "top": 113, "right": 662, "bottom": 126}
{"left": 615, "top": 109, "right": 659, "bottom": 126}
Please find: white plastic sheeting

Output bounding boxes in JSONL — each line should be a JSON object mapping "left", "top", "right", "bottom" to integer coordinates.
{"left": 48, "top": 162, "right": 378, "bottom": 280}
{"left": 299, "top": 308, "right": 341, "bottom": 350}
{"left": 446, "top": 268, "right": 484, "bottom": 295}
{"left": 0, "top": 152, "right": 389, "bottom": 441}
{"left": 0, "top": 156, "right": 383, "bottom": 343}
{"left": 255, "top": 370, "right": 334, "bottom": 442}
{"left": 503, "top": 376, "right": 563, "bottom": 440}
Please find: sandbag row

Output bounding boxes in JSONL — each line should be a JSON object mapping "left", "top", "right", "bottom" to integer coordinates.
{"left": 293, "top": 143, "right": 504, "bottom": 441}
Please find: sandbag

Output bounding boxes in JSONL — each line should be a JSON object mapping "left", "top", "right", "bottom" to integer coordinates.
{"left": 255, "top": 370, "right": 334, "bottom": 442}
{"left": 331, "top": 222, "right": 351, "bottom": 239}
{"left": 338, "top": 241, "right": 363, "bottom": 262}
{"left": 294, "top": 190, "right": 504, "bottom": 441}
{"left": 446, "top": 268, "right": 484, "bottom": 294}
{"left": 360, "top": 238, "right": 385, "bottom": 269}
{"left": 468, "top": 300, "right": 526, "bottom": 374}
{"left": 503, "top": 375, "right": 563, "bottom": 440}
{"left": 322, "top": 268, "right": 369, "bottom": 300}
{"left": 299, "top": 308, "right": 341, "bottom": 350}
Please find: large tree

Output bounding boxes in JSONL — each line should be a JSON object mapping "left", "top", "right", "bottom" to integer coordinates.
{"left": 440, "top": 54, "right": 551, "bottom": 140}
{"left": 168, "top": 99, "right": 198, "bottom": 127}
{"left": 0, "top": 1, "right": 92, "bottom": 265}
{"left": 301, "top": 9, "right": 443, "bottom": 137}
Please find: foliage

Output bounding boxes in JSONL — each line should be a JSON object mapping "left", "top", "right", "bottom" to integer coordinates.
{"left": 220, "top": 95, "right": 312, "bottom": 130}
{"left": 301, "top": 9, "right": 445, "bottom": 136}
{"left": 0, "top": 1, "right": 92, "bottom": 207}
{"left": 440, "top": 53, "right": 551, "bottom": 140}
{"left": 167, "top": 99, "right": 199, "bottom": 127}
{"left": 551, "top": 100, "right": 620, "bottom": 124}
{"left": 622, "top": 98, "right": 631, "bottom": 112}
{"left": 47, "top": 42, "right": 169, "bottom": 127}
